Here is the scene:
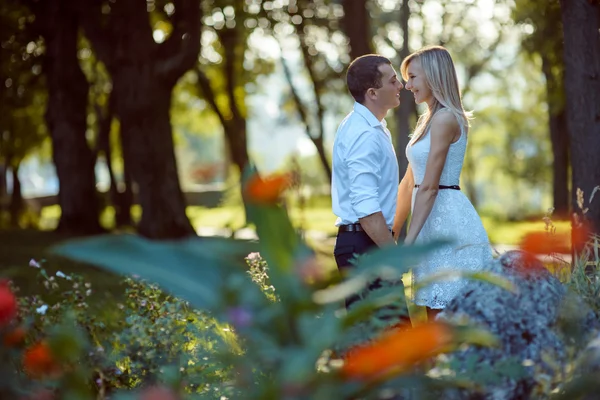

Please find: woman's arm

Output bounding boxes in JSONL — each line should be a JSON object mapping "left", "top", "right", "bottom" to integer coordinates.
{"left": 393, "top": 164, "right": 414, "bottom": 240}
{"left": 405, "top": 112, "right": 460, "bottom": 244}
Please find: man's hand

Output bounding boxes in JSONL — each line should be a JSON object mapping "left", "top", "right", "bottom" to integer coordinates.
{"left": 359, "top": 212, "right": 395, "bottom": 247}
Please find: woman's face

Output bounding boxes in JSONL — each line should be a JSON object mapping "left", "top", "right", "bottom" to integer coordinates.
{"left": 405, "top": 59, "right": 433, "bottom": 106}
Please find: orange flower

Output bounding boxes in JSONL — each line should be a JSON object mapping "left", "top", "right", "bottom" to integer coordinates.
{"left": 244, "top": 173, "right": 292, "bottom": 205}
{"left": 342, "top": 321, "right": 454, "bottom": 380}
{"left": 0, "top": 285, "right": 17, "bottom": 326}
{"left": 23, "top": 342, "right": 61, "bottom": 378}
{"left": 3, "top": 326, "right": 26, "bottom": 347}
{"left": 519, "top": 223, "right": 592, "bottom": 256}
{"left": 519, "top": 232, "right": 569, "bottom": 255}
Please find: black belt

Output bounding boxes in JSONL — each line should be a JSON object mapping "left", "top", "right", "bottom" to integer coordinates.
{"left": 339, "top": 223, "right": 364, "bottom": 232}
{"left": 414, "top": 184, "right": 460, "bottom": 190}
{"left": 338, "top": 223, "right": 393, "bottom": 233}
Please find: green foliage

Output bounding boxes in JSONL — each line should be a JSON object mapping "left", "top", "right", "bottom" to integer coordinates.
{"left": 513, "top": 0, "right": 565, "bottom": 111}
{"left": 46, "top": 189, "right": 520, "bottom": 398}
{"left": 7, "top": 200, "right": 600, "bottom": 398}
{"left": 565, "top": 235, "right": 600, "bottom": 318}
{"left": 0, "top": 2, "right": 47, "bottom": 165}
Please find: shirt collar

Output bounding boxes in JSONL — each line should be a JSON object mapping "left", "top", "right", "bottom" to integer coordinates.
{"left": 353, "top": 102, "right": 387, "bottom": 128}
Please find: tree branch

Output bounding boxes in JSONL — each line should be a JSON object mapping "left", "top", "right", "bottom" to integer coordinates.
{"left": 76, "top": 0, "right": 115, "bottom": 69}
{"left": 217, "top": 27, "right": 243, "bottom": 122}
{"left": 156, "top": 0, "right": 202, "bottom": 80}
{"left": 195, "top": 67, "right": 227, "bottom": 128}
{"left": 279, "top": 45, "right": 311, "bottom": 136}
{"left": 294, "top": 18, "right": 325, "bottom": 140}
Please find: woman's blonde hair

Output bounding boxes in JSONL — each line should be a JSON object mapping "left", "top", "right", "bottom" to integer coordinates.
{"left": 400, "top": 45, "right": 472, "bottom": 144}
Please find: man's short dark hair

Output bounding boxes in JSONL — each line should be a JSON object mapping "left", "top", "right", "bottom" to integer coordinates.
{"left": 346, "top": 55, "right": 392, "bottom": 104}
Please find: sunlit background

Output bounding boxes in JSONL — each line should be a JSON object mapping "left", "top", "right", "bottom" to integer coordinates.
{"left": 0, "top": 0, "right": 576, "bottom": 245}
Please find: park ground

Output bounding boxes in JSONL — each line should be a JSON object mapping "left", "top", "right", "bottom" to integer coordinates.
{"left": 0, "top": 203, "right": 571, "bottom": 299}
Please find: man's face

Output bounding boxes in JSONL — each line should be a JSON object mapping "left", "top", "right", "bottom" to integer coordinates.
{"left": 371, "top": 63, "right": 403, "bottom": 110}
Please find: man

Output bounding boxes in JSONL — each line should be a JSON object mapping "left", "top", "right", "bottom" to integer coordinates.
{"left": 331, "top": 55, "right": 409, "bottom": 321}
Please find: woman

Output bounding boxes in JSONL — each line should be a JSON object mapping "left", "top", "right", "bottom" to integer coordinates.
{"left": 393, "top": 46, "right": 492, "bottom": 321}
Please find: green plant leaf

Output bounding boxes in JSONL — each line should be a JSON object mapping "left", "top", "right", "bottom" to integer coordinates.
{"left": 412, "top": 271, "right": 517, "bottom": 294}
{"left": 351, "top": 240, "right": 452, "bottom": 278}
{"left": 52, "top": 234, "right": 254, "bottom": 310}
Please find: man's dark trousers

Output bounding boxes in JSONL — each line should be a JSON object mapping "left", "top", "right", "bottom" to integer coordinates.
{"left": 334, "top": 230, "right": 410, "bottom": 324}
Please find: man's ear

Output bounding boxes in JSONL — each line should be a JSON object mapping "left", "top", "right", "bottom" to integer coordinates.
{"left": 366, "top": 88, "right": 377, "bottom": 102}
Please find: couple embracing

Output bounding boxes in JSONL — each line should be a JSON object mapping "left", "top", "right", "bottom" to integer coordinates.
{"left": 331, "top": 46, "right": 492, "bottom": 323}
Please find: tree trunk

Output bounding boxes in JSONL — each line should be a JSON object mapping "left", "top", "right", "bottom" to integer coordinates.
{"left": 341, "top": 0, "right": 372, "bottom": 59}
{"left": 114, "top": 75, "right": 194, "bottom": 239}
{"left": 96, "top": 90, "right": 133, "bottom": 227}
{"left": 224, "top": 119, "right": 249, "bottom": 175}
{"left": 43, "top": 0, "right": 103, "bottom": 235}
{"left": 118, "top": 130, "right": 135, "bottom": 227}
{"left": 220, "top": 27, "right": 249, "bottom": 174}
{"left": 80, "top": 0, "right": 201, "bottom": 239}
{"left": 9, "top": 163, "right": 23, "bottom": 227}
{"left": 394, "top": 0, "right": 415, "bottom": 239}
{"left": 559, "top": 0, "right": 600, "bottom": 238}
{"left": 0, "top": 162, "right": 6, "bottom": 216}
{"left": 541, "top": 54, "right": 570, "bottom": 218}
{"left": 314, "top": 137, "right": 332, "bottom": 180}
{"left": 549, "top": 110, "right": 570, "bottom": 217}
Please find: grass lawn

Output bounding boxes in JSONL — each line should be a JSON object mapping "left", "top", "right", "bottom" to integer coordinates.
{"left": 38, "top": 202, "right": 570, "bottom": 245}
{"left": 186, "top": 205, "right": 571, "bottom": 246}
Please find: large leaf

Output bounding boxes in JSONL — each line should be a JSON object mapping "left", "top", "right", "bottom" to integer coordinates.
{"left": 247, "top": 203, "right": 305, "bottom": 273}
{"left": 351, "top": 240, "right": 452, "bottom": 278}
{"left": 52, "top": 234, "right": 255, "bottom": 310}
{"left": 312, "top": 241, "right": 447, "bottom": 304}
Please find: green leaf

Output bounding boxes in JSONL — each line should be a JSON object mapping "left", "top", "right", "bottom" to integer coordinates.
{"left": 52, "top": 234, "right": 254, "bottom": 310}
{"left": 248, "top": 203, "right": 303, "bottom": 273}
{"left": 351, "top": 240, "right": 452, "bottom": 278}
{"left": 313, "top": 241, "right": 447, "bottom": 304}
{"left": 412, "top": 271, "right": 518, "bottom": 294}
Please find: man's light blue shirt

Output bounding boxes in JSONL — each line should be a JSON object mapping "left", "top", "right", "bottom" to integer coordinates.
{"left": 331, "top": 102, "right": 399, "bottom": 228}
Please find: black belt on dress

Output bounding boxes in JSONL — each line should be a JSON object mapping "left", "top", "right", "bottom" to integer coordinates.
{"left": 414, "top": 184, "right": 460, "bottom": 190}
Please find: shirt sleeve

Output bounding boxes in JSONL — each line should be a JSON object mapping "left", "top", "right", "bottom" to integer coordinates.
{"left": 345, "top": 130, "right": 382, "bottom": 218}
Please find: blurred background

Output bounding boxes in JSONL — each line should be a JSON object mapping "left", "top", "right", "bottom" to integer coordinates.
{"left": 0, "top": 0, "right": 596, "bottom": 254}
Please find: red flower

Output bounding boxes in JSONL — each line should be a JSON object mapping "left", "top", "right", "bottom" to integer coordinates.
{"left": 0, "top": 285, "right": 17, "bottom": 326}
{"left": 23, "top": 342, "right": 61, "bottom": 378}
{"left": 4, "top": 326, "right": 26, "bottom": 347}
{"left": 244, "top": 173, "right": 293, "bottom": 205}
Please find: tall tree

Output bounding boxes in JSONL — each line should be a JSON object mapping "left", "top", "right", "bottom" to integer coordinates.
{"left": 341, "top": 0, "right": 372, "bottom": 59}
{"left": 514, "top": 0, "right": 570, "bottom": 217}
{"left": 0, "top": 1, "right": 46, "bottom": 227}
{"left": 559, "top": 0, "right": 600, "bottom": 236}
{"left": 195, "top": 0, "right": 251, "bottom": 177}
{"left": 274, "top": 0, "right": 348, "bottom": 182}
{"left": 25, "top": 0, "right": 104, "bottom": 235}
{"left": 394, "top": 0, "right": 415, "bottom": 176}
{"left": 80, "top": 0, "right": 201, "bottom": 239}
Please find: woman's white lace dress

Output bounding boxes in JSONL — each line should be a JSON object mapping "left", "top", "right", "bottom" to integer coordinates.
{"left": 406, "top": 116, "right": 493, "bottom": 309}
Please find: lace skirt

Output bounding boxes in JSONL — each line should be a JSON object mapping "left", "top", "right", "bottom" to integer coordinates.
{"left": 410, "top": 189, "right": 493, "bottom": 309}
